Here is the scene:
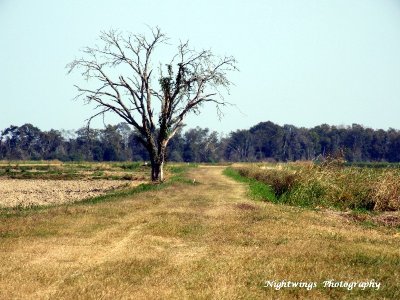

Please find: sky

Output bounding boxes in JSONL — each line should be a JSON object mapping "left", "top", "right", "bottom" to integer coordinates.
{"left": 1, "top": 0, "right": 400, "bottom": 133}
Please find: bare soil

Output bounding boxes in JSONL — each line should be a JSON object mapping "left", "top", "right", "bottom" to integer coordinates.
{"left": 0, "top": 179, "right": 138, "bottom": 208}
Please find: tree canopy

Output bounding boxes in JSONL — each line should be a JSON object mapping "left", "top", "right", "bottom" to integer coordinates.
{"left": 2, "top": 122, "right": 400, "bottom": 164}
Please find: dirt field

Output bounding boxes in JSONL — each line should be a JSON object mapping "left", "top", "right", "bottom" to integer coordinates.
{"left": 0, "top": 179, "right": 136, "bottom": 208}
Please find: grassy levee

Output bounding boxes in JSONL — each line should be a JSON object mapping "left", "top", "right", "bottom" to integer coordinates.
{"left": 0, "top": 165, "right": 399, "bottom": 299}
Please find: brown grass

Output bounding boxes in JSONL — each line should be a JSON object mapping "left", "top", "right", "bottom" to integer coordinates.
{"left": 233, "top": 162, "right": 400, "bottom": 211}
{"left": 0, "top": 166, "right": 399, "bottom": 299}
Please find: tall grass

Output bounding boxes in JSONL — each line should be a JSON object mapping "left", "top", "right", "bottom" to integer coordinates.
{"left": 231, "top": 162, "right": 400, "bottom": 211}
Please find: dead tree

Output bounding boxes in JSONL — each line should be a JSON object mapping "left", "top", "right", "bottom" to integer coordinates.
{"left": 67, "top": 27, "right": 237, "bottom": 181}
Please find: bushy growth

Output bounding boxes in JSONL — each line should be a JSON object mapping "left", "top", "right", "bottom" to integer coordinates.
{"left": 233, "top": 163, "right": 400, "bottom": 211}
{"left": 236, "top": 166, "right": 297, "bottom": 197}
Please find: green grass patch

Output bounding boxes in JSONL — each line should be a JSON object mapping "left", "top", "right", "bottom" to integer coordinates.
{"left": 223, "top": 167, "right": 276, "bottom": 202}
{"left": 166, "top": 163, "right": 199, "bottom": 185}
{"left": 114, "top": 162, "right": 142, "bottom": 170}
{"left": 168, "top": 163, "right": 198, "bottom": 174}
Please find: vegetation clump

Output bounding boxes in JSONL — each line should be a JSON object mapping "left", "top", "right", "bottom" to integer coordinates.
{"left": 230, "top": 162, "right": 400, "bottom": 211}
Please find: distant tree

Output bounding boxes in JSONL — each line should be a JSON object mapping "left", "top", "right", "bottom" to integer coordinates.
{"left": 115, "top": 122, "right": 133, "bottom": 160}
{"left": 0, "top": 124, "right": 43, "bottom": 160}
{"left": 183, "top": 127, "right": 220, "bottom": 162}
{"left": 100, "top": 125, "right": 130, "bottom": 161}
{"left": 1, "top": 125, "right": 23, "bottom": 159}
{"left": 40, "top": 129, "right": 65, "bottom": 160}
{"left": 67, "top": 27, "right": 237, "bottom": 181}
{"left": 74, "top": 128, "right": 102, "bottom": 161}
{"left": 166, "top": 129, "right": 185, "bottom": 162}
{"left": 225, "top": 129, "right": 255, "bottom": 161}
{"left": 129, "top": 130, "right": 150, "bottom": 161}
{"left": 387, "top": 129, "right": 400, "bottom": 162}
{"left": 281, "top": 125, "right": 295, "bottom": 161}
{"left": 369, "top": 129, "right": 388, "bottom": 161}
{"left": 249, "top": 121, "right": 284, "bottom": 160}
{"left": 4, "top": 121, "right": 400, "bottom": 163}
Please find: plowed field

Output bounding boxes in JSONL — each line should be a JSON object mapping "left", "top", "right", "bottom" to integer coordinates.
{"left": 0, "top": 179, "right": 135, "bottom": 208}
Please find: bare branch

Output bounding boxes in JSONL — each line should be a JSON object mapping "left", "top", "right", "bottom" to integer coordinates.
{"left": 67, "top": 26, "right": 238, "bottom": 181}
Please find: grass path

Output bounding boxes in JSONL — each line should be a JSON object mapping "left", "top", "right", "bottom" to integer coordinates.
{"left": 0, "top": 166, "right": 399, "bottom": 299}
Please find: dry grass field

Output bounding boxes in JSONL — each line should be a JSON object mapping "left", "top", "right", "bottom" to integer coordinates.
{"left": 0, "top": 165, "right": 399, "bottom": 299}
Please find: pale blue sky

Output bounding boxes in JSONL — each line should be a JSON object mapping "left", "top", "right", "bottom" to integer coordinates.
{"left": 1, "top": 0, "right": 400, "bottom": 133}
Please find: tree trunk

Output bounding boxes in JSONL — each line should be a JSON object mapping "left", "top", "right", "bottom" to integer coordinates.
{"left": 147, "top": 137, "right": 167, "bottom": 182}
{"left": 151, "top": 161, "right": 164, "bottom": 182}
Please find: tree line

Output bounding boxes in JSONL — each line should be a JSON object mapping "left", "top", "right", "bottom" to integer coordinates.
{"left": 1, "top": 121, "right": 400, "bottom": 163}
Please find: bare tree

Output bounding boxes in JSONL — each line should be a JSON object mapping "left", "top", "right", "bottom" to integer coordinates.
{"left": 67, "top": 27, "right": 237, "bottom": 181}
